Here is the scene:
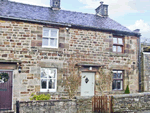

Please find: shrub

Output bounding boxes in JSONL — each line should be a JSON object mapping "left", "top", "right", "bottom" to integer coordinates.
{"left": 125, "top": 85, "right": 130, "bottom": 94}
{"left": 30, "top": 94, "right": 51, "bottom": 100}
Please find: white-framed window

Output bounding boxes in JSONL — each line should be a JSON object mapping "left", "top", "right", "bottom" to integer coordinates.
{"left": 113, "top": 37, "right": 124, "bottom": 53}
{"left": 40, "top": 68, "right": 57, "bottom": 92}
{"left": 112, "top": 70, "right": 123, "bottom": 90}
{"left": 42, "top": 28, "right": 59, "bottom": 48}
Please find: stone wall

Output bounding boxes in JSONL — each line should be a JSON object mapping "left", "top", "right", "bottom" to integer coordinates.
{"left": 17, "top": 97, "right": 92, "bottom": 113}
{"left": 112, "top": 92, "right": 150, "bottom": 113}
{"left": 0, "top": 19, "right": 139, "bottom": 109}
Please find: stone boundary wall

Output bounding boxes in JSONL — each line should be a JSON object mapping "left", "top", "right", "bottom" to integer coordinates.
{"left": 17, "top": 97, "right": 92, "bottom": 113}
{"left": 112, "top": 92, "right": 150, "bottom": 113}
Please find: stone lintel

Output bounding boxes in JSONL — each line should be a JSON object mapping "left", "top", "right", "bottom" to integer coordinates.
{"left": 76, "top": 63, "right": 105, "bottom": 67}
{"left": 0, "top": 60, "right": 21, "bottom": 64}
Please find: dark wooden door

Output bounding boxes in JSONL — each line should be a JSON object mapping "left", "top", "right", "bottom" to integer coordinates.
{"left": 92, "top": 96, "right": 113, "bottom": 113}
{"left": 0, "top": 71, "right": 13, "bottom": 110}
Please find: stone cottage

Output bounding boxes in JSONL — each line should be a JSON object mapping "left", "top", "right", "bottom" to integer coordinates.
{"left": 0, "top": 0, "right": 141, "bottom": 111}
{"left": 141, "top": 43, "right": 150, "bottom": 92}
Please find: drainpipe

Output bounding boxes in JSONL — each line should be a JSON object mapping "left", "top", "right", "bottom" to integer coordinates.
{"left": 138, "top": 36, "right": 141, "bottom": 92}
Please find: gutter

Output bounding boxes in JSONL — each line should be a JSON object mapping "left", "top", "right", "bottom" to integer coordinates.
{"left": 0, "top": 16, "right": 71, "bottom": 27}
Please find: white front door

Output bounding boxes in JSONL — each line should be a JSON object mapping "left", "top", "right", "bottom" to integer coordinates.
{"left": 81, "top": 72, "right": 95, "bottom": 96}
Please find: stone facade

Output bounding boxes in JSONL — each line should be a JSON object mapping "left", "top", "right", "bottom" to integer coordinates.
{"left": 0, "top": 19, "right": 139, "bottom": 110}
{"left": 17, "top": 97, "right": 92, "bottom": 113}
{"left": 142, "top": 52, "right": 150, "bottom": 91}
{"left": 113, "top": 92, "right": 150, "bottom": 113}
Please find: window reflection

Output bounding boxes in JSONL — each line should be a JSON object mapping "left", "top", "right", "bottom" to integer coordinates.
{"left": 41, "top": 79, "right": 47, "bottom": 89}
{"left": 49, "top": 79, "right": 55, "bottom": 89}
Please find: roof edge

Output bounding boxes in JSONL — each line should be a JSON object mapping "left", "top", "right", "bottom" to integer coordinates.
{"left": 0, "top": 16, "right": 141, "bottom": 37}
{"left": 0, "top": 16, "right": 71, "bottom": 27}
{"left": 71, "top": 24, "right": 141, "bottom": 37}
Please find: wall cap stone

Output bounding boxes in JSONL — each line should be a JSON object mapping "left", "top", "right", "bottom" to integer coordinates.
{"left": 75, "top": 96, "right": 93, "bottom": 99}
{"left": 19, "top": 99, "right": 74, "bottom": 103}
{"left": 113, "top": 92, "right": 150, "bottom": 98}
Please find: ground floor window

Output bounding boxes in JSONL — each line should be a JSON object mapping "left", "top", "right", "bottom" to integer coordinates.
{"left": 112, "top": 70, "right": 123, "bottom": 90}
{"left": 40, "top": 68, "right": 57, "bottom": 92}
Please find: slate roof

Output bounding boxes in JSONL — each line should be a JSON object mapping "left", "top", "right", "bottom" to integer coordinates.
{"left": 0, "top": 0, "right": 138, "bottom": 34}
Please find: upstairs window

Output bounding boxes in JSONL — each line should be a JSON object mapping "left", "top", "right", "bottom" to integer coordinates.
{"left": 113, "top": 37, "right": 123, "bottom": 53}
{"left": 42, "top": 28, "right": 59, "bottom": 48}
{"left": 112, "top": 70, "right": 123, "bottom": 90}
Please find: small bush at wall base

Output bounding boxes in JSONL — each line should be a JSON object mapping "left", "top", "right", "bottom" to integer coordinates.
{"left": 125, "top": 85, "right": 130, "bottom": 94}
{"left": 30, "top": 94, "right": 51, "bottom": 100}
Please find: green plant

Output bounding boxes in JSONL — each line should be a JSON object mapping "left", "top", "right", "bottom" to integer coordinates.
{"left": 30, "top": 94, "right": 51, "bottom": 100}
{"left": 125, "top": 85, "right": 130, "bottom": 94}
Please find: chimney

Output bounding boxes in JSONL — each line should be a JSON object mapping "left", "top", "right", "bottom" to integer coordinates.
{"left": 50, "top": 0, "right": 61, "bottom": 10}
{"left": 95, "top": 1, "right": 108, "bottom": 17}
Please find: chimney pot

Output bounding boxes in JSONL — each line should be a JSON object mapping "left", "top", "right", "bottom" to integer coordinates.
{"left": 50, "top": 0, "right": 61, "bottom": 10}
{"left": 100, "top": 1, "right": 104, "bottom": 5}
{"left": 133, "top": 29, "right": 140, "bottom": 33}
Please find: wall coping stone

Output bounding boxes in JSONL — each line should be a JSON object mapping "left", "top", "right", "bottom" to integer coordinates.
{"left": 113, "top": 92, "right": 150, "bottom": 98}
{"left": 75, "top": 96, "right": 93, "bottom": 99}
{"left": 19, "top": 99, "right": 75, "bottom": 103}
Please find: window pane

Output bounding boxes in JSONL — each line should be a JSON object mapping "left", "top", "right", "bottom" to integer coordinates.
{"left": 113, "top": 38, "right": 117, "bottom": 44}
{"left": 49, "top": 79, "right": 55, "bottom": 89}
{"left": 118, "top": 46, "right": 122, "bottom": 52}
{"left": 113, "top": 73, "right": 117, "bottom": 78}
{"left": 41, "top": 79, "right": 47, "bottom": 89}
{"left": 113, "top": 46, "right": 117, "bottom": 52}
{"left": 117, "top": 73, "right": 122, "bottom": 78}
{"left": 50, "top": 38, "right": 57, "bottom": 47}
{"left": 118, "top": 38, "right": 123, "bottom": 44}
{"left": 43, "top": 29, "right": 49, "bottom": 37}
{"left": 41, "top": 68, "right": 52, "bottom": 78}
{"left": 41, "top": 68, "right": 48, "bottom": 78}
{"left": 42, "top": 38, "right": 49, "bottom": 46}
{"left": 118, "top": 71, "right": 122, "bottom": 79}
{"left": 117, "top": 81, "right": 121, "bottom": 89}
{"left": 51, "top": 29, "right": 58, "bottom": 37}
{"left": 41, "top": 72, "right": 47, "bottom": 78}
{"left": 48, "top": 69, "right": 56, "bottom": 78}
{"left": 112, "top": 81, "right": 116, "bottom": 90}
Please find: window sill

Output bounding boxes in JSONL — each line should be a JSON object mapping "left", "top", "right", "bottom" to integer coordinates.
{"left": 38, "top": 47, "right": 62, "bottom": 52}
{"left": 109, "top": 52, "right": 128, "bottom": 57}
{"left": 42, "top": 46, "right": 58, "bottom": 49}
{"left": 112, "top": 89, "right": 123, "bottom": 91}
{"left": 40, "top": 89, "right": 56, "bottom": 92}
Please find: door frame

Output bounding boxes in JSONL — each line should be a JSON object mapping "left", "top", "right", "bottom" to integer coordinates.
{"left": 0, "top": 69, "right": 13, "bottom": 110}
{"left": 81, "top": 71, "right": 95, "bottom": 96}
